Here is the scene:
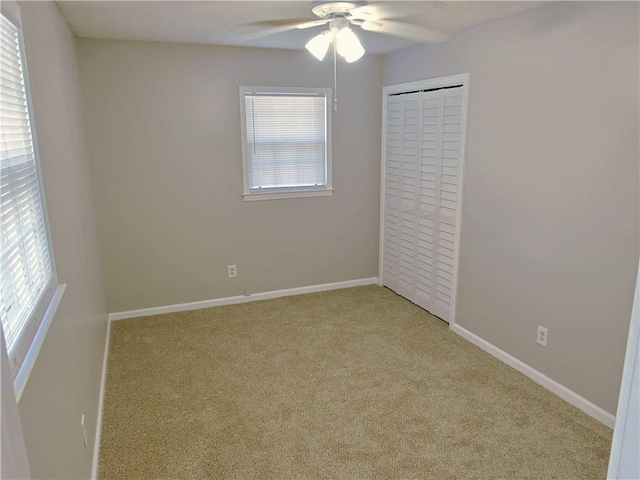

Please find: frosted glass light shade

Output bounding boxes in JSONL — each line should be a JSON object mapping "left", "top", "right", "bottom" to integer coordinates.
{"left": 336, "top": 27, "right": 365, "bottom": 63}
{"left": 305, "top": 32, "right": 331, "bottom": 61}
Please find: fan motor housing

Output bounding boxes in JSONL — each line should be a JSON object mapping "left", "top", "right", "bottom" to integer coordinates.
{"left": 311, "top": 1, "right": 367, "bottom": 19}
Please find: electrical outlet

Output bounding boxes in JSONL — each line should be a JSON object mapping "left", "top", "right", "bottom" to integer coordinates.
{"left": 244, "top": 289, "right": 251, "bottom": 296}
{"left": 80, "top": 414, "right": 88, "bottom": 448}
{"left": 227, "top": 265, "right": 237, "bottom": 278}
{"left": 537, "top": 326, "right": 548, "bottom": 347}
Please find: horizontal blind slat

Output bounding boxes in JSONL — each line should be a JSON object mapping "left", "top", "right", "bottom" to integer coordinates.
{"left": 0, "top": 12, "right": 55, "bottom": 376}
{"left": 245, "top": 93, "right": 327, "bottom": 190}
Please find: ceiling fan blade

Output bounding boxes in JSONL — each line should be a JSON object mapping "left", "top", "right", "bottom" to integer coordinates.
{"left": 249, "top": 18, "right": 317, "bottom": 28}
{"left": 233, "top": 23, "right": 308, "bottom": 43}
{"left": 360, "top": 20, "right": 448, "bottom": 43}
{"left": 297, "top": 20, "right": 330, "bottom": 29}
{"left": 350, "top": 3, "right": 417, "bottom": 21}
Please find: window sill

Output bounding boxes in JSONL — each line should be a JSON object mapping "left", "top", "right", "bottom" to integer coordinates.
{"left": 243, "top": 188, "right": 334, "bottom": 202}
{"left": 13, "top": 283, "right": 66, "bottom": 402}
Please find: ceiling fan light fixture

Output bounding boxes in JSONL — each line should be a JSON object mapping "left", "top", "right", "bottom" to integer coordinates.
{"left": 336, "top": 26, "right": 365, "bottom": 63}
{"left": 305, "top": 31, "right": 332, "bottom": 61}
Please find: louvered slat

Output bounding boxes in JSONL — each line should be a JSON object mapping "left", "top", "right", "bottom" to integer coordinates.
{"left": 382, "top": 97, "right": 403, "bottom": 288}
{"left": 396, "top": 94, "right": 421, "bottom": 298}
{"left": 412, "top": 90, "right": 441, "bottom": 310}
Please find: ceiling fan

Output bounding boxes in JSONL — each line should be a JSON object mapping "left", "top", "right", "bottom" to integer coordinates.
{"left": 237, "top": 1, "right": 446, "bottom": 110}
{"left": 239, "top": 1, "right": 447, "bottom": 63}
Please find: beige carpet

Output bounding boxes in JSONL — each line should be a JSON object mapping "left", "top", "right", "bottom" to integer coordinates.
{"left": 98, "top": 285, "right": 612, "bottom": 479}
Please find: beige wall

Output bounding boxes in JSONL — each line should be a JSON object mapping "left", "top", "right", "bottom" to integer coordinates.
{"left": 78, "top": 39, "right": 382, "bottom": 313}
{"left": 384, "top": 1, "right": 639, "bottom": 414}
{"left": 9, "top": 3, "right": 636, "bottom": 477}
{"left": 17, "top": 3, "right": 108, "bottom": 478}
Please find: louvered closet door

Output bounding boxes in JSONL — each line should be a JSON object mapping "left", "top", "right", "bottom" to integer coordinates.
{"left": 430, "top": 86, "right": 463, "bottom": 322}
{"left": 383, "top": 84, "right": 465, "bottom": 324}
{"left": 382, "top": 92, "right": 422, "bottom": 299}
{"left": 413, "top": 90, "right": 441, "bottom": 312}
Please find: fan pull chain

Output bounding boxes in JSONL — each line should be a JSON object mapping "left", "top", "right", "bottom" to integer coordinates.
{"left": 333, "top": 39, "right": 338, "bottom": 111}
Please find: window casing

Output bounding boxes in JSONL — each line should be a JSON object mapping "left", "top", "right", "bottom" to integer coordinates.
{"left": 240, "top": 86, "right": 333, "bottom": 201}
{"left": 0, "top": 6, "right": 57, "bottom": 381}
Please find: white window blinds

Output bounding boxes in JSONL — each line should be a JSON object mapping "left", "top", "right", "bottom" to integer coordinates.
{"left": 242, "top": 90, "right": 330, "bottom": 194}
{"left": 1, "top": 12, "right": 55, "bottom": 376}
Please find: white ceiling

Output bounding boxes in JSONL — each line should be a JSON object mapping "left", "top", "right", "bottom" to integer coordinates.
{"left": 56, "top": 1, "right": 546, "bottom": 55}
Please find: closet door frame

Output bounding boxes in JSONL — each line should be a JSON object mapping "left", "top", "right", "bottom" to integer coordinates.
{"left": 379, "top": 73, "right": 470, "bottom": 326}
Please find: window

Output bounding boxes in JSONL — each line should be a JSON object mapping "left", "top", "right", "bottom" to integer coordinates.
{"left": 1, "top": 6, "right": 57, "bottom": 382}
{"left": 240, "top": 87, "right": 333, "bottom": 201}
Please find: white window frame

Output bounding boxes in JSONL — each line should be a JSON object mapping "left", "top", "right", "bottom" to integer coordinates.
{"left": 1, "top": 0, "right": 65, "bottom": 401}
{"left": 239, "top": 86, "right": 333, "bottom": 201}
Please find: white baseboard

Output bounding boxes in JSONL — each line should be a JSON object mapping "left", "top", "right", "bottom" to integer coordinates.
{"left": 91, "top": 319, "right": 111, "bottom": 480}
{"left": 108, "top": 278, "right": 379, "bottom": 322}
{"left": 450, "top": 323, "right": 615, "bottom": 428}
